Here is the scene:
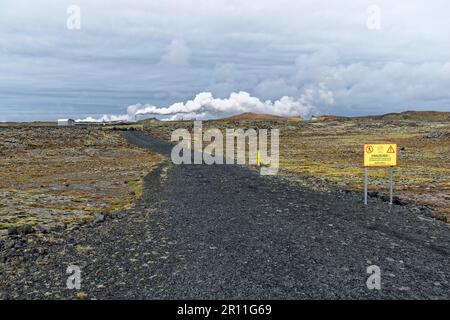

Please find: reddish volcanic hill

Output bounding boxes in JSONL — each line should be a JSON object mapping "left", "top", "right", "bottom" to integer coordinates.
{"left": 220, "top": 112, "right": 304, "bottom": 121}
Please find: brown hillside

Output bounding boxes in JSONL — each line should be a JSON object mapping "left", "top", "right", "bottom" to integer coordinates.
{"left": 311, "top": 115, "right": 348, "bottom": 121}
{"left": 220, "top": 112, "right": 304, "bottom": 122}
{"left": 356, "top": 111, "right": 450, "bottom": 121}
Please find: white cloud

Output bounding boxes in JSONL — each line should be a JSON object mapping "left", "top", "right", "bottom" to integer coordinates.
{"left": 134, "top": 89, "right": 334, "bottom": 120}
{"left": 161, "top": 39, "right": 190, "bottom": 66}
{"left": 254, "top": 78, "right": 299, "bottom": 99}
{"left": 293, "top": 57, "right": 450, "bottom": 114}
{"left": 78, "top": 90, "right": 333, "bottom": 122}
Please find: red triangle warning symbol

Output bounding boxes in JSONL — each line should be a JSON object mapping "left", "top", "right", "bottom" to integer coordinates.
{"left": 387, "top": 145, "right": 395, "bottom": 153}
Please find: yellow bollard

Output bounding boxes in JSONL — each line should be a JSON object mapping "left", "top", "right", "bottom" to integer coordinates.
{"left": 257, "top": 149, "right": 261, "bottom": 167}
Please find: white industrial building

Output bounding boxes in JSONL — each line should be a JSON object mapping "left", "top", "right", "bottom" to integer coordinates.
{"left": 57, "top": 119, "right": 75, "bottom": 126}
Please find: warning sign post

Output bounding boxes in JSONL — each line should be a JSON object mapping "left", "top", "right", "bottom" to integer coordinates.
{"left": 363, "top": 143, "right": 398, "bottom": 205}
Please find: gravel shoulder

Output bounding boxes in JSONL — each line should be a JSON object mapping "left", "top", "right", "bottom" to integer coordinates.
{"left": 0, "top": 131, "right": 449, "bottom": 299}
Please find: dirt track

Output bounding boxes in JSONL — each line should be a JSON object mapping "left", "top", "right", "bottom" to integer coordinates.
{"left": 0, "top": 131, "right": 449, "bottom": 299}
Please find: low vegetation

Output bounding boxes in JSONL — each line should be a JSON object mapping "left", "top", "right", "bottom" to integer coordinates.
{"left": 142, "top": 112, "right": 450, "bottom": 221}
{"left": 0, "top": 127, "right": 163, "bottom": 234}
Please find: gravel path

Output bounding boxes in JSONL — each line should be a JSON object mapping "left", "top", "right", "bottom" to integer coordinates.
{"left": 0, "top": 131, "right": 449, "bottom": 299}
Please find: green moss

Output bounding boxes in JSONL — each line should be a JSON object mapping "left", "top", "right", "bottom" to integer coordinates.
{"left": 127, "top": 179, "right": 138, "bottom": 186}
{"left": 25, "top": 189, "right": 45, "bottom": 195}
{"left": 75, "top": 245, "right": 93, "bottom": 253}
{"left": 0, "top": 222, "right": 11, "bottom": 229}
{"left": 14, "top": 218, "right": 38, "bottom": 227}
{"left": 63, "top": 214, "right": 95, "bottom": 224}
{"left": 43, "top": 204, "right": 102, "bottom": 212}
{"left": 2, "top": 216, "right": 18, "bottom": 223}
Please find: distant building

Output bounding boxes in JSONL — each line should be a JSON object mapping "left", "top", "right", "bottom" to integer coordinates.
{"left": 57, "top": 119, "right": 75, "bottom": 126}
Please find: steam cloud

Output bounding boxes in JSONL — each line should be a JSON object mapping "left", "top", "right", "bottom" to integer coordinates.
{"left": 77, "top": 90, "right": 333, "bottom": 122}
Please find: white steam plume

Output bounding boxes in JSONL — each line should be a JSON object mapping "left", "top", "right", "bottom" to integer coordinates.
{"left": 76, "top": 90, "right": 333, "bottom": 122}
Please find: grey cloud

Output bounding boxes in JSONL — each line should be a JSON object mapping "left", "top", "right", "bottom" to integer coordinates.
{"left": 0, "top": 0, "right": 450, "bottom": 121}
{"left": 161, "top": 40, "right": 191, "bottom": 66}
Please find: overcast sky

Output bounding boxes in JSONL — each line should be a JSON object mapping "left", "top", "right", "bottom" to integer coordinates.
{"left": 1, "top": 0, "right": 450, "bottom": 121}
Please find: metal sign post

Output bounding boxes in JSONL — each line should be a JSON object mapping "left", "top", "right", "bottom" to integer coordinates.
{"left": 364, "top": 167, "right": 368, "bottom": 205}
{"left": 389, "top": 166, "right": 394, "bottom": 205}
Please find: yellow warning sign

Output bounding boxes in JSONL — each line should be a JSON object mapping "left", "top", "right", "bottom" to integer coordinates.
{"left": 386, "top": 145, "right": 395, "bottom": 153}
{"left": 363, "top": 143, "right": 398, "bottom": 167}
